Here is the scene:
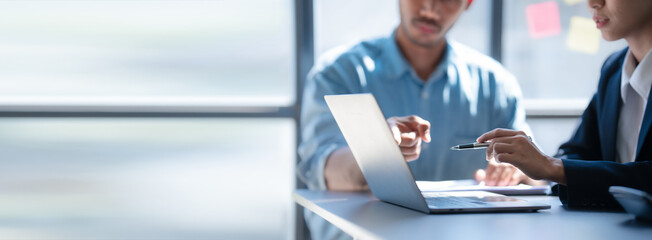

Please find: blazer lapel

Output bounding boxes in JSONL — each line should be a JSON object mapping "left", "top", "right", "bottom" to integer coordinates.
{"left": 636, "top": 91, "right": 652, "bottom": 160}
{"left": 601, "top": 69, "right": 622, "bottom": 162}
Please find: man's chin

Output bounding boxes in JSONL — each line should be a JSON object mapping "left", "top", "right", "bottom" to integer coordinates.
{"left": 398, "top": 24, "right": 446, "bottom": 48}
{"left": 410, "top": 36, "right": 444, "bottom": 48}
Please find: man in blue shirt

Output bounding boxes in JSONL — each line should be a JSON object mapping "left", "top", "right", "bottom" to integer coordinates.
{"left": 298, "top": 0, "right": 537, "bottom": 239}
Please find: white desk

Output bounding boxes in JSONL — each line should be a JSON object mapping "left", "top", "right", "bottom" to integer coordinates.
{"left": 294, "top": 189, "right": 652, "bottom": 240}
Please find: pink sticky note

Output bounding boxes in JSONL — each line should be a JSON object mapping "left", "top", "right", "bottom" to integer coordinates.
{"left": 526, "top": 1, "right": 561, "bottom": 39}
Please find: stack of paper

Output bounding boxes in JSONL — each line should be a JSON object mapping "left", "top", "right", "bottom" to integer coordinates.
{"left": 416, "top": 179, "right": 551, "bottom": 195}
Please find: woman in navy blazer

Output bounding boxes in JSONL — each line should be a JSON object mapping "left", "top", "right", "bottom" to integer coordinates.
{"left": 477, "top": 0, "right": 652, "bottom": 208}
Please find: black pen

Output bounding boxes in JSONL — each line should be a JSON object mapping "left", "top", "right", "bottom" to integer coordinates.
{"left": 450, "top": 142, "right": 490, "bottom": 150}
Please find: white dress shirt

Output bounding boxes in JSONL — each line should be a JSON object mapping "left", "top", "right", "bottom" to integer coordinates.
{"left": 617, "top": 48, "right": 652, "bottom": 163}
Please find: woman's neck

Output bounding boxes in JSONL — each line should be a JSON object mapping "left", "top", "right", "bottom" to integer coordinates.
{"left": 626, "top": 23, "right": 652, "bottom": 63}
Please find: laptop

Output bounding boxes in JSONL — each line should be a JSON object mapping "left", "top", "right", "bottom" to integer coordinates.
{"left": 324, "top": 93, "right": 551, "bottom": 213}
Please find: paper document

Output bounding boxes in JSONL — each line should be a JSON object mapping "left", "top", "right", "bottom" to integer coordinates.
{"left": 416, "top": 179, "right": 551, "bottom": 195}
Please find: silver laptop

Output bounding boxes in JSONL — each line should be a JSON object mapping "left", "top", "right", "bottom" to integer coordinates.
{"left": 324, "top": 93, "right": 550, "bottom": 213}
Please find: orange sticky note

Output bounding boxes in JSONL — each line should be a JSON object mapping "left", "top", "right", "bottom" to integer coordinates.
{"left": 526, "top": 1, "right": 561, "bottom": 39}
{"left": 566, "top": 16, "right": 601, "bottom": 54}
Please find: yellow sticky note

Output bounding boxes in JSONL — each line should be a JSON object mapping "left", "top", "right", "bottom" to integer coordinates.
{"left": 566, "top": 16, "right": 601, "bottom": 54}
{"left": 563, "top": 0, "right": 585, "bottom": 6}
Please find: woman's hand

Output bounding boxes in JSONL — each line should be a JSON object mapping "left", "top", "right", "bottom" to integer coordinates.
{"left": 476, "top": 128, "right": 566, "bottom": 184}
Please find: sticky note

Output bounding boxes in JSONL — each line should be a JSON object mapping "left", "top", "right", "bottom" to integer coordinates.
{"left": 566, "top": 16, "right": 601, "bottom": 54}
{"left": 563, "top": 0, "right": 585, "bottom": 6}
{"left": 526, "top": 1, "right": 561, "bottom": 39}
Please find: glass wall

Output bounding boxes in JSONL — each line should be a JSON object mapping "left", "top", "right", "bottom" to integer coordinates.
{"left": 503, "top": 0, "right": 627, "bottom": 100}
{"left": 0, "top": 118, "right": 295, "bottom": 239}
{"left": 0, "top": 0, "right": 294, "bottom": 105}
{"left": 502, "top": 0, "right": 628, "bottom": 154}
{"left": 0, "top": 0, "right": 295, "bottom": 239}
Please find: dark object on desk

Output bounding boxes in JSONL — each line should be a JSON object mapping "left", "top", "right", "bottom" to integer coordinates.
{"left": 609, "top": 186, "right": 652, "bottom": 222}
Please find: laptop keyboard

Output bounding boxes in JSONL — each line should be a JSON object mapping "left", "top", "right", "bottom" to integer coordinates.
{"left": 423, "top": 193, "right": 486, "bottom": 208}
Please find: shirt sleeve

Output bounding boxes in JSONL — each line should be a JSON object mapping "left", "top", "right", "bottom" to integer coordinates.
{"left": 559, "top": 159, "right": 652, "bottom": 209}
{"left": 297, "top": 64, "right": 358, "bottom": 190}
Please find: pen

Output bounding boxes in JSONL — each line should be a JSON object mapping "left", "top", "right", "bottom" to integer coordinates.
{"left": 450, "top": 142, "right": 490, "bottom": 150}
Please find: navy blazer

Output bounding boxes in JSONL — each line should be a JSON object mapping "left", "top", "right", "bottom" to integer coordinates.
{"left": 555, "top": 47, "right": 652, "bottom": 208}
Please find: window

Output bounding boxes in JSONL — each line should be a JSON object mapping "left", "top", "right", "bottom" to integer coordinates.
{"left": 503, "top": 0, "right": 627, "bottom": 100}
{"left": 0, "top": 118, "right": 295, "bottom": 239}
{"left": 0, "top": 0, "right": 294, "bottom": 105}
{"left": 502, "top": 0, "right": 628, "bottom": 154}
{"left": 0, "top": 1, "right": 296, "bottom": 239}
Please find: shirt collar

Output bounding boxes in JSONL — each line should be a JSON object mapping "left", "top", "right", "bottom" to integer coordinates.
{"left": 381, "top": 29, "right": 454, "bottom": 82}
{"left": 621, "top": 48, "right": 652, "bottom": 102}
{"left": 381, "top": 29, "right": 411, "bottom": 80}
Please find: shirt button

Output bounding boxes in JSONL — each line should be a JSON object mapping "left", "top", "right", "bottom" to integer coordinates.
{"left": 422, "top": 92, "right": 429, "bottom": 99}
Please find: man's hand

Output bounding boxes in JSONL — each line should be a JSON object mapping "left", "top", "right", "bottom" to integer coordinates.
{"left": 324, "top": 115, "right": 429, "bottom": 191}
{"left": 476, "top": 128, "right": 566, "bottom": 185}
{"left": 474, "top": 161, "right": 528, "bottom": 186}
{"left": 387, "top": 115, "right": 431, "bottom": 161}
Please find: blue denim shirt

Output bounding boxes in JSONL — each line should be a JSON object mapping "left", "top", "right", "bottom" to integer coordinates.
{"left": 298, "top": 32, "right": 531, "bottom": 192}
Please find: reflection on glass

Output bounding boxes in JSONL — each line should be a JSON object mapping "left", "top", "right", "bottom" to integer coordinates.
{"left": 0, "top": 118, "right": 294, "bottom": 239}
